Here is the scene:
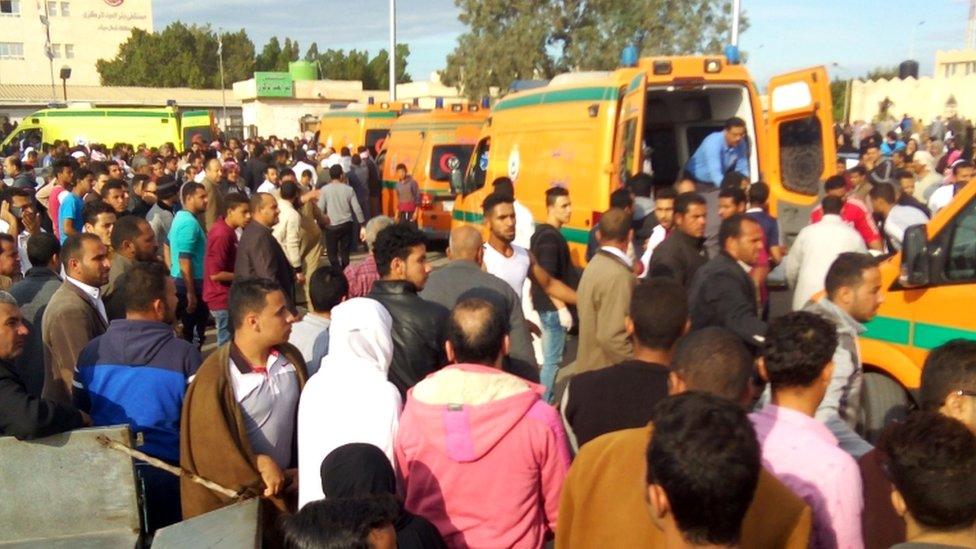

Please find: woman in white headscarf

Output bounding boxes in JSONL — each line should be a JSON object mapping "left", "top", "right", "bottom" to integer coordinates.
{"left": 297, "top": 297, "right": 402, "bottom": 509}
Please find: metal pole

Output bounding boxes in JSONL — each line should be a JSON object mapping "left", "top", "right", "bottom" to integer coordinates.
{"left": 844, "top": 78, "right": 851, "bottom": 123}
{"left": 731, "top": 0, "right": 741, "bottom": 47}
{"left": 389, "top": 0, "right": 396, "bottom": 101}
{"left": 43, "top": 2, "right": 55, "bottom": 102}
{"left": 218, "top": 32, "right": 227, "bottom": 132}
{"left": 62, "top": 78, "right": 66, "bottom": 101}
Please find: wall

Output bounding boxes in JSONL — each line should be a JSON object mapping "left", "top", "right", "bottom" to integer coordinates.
{"left": 850, "top": 74, "right": 976, "bottom": 124}
{"left": 241, "top": 100, "right": 345, "bottom": 139}
{"left": 0, "top": 0, "right": 153, "bottom": 86}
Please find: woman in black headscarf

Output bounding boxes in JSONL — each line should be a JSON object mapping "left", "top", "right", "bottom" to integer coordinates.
{"left": 320, "top": 443, "right": 446, "bottom": 549}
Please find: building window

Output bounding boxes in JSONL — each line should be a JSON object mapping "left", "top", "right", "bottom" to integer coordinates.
{"left": 46, "top": 0, "right": 55, "bottom": 15}
{"left": 0, "top": 43, "right": 24, "bottom": 59}
{"left": 50, "top": 43, "right": 60, "bottom": 59}
{"left": 59, "top": 1, "right": 67, "bottom": 15}
{"left": 0, "top": 0, "right": 20, "bottom": 15}
{"left": 64, "top": 44, "right": 73, "bottom": 59}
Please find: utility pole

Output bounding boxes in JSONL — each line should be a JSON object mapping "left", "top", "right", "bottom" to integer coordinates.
{"left": 218, "top": 31, "right": 227, "bottom": 132}
{"left": 731, "top": 0, "right": 741, "bottom": 47}
{"left": 389, "top": 0, "right": 396, "bottom": 101}
{"left": 968, "top": 0, "right": 976, "bottom": 50}
{"left": 41, "top": 1, "right": 56, "bottom": 102}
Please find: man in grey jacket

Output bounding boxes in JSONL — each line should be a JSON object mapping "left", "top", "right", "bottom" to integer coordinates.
{"left": 317, "top": 164, "right": 365, "bottom": 270}
{"left": 420, "top": 225, "right": 539, "bottom": 382}
{"left": 803, "top": 252, "right": 883, "bottom": 458}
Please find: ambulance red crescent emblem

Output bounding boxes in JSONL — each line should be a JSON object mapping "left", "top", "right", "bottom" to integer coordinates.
{"left": 104, "top": 0, "right": 124, "bottom": 6}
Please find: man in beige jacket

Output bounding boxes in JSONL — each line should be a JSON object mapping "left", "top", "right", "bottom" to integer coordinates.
{"left": 573, "top": 208, "right": 636, "bottom": 374}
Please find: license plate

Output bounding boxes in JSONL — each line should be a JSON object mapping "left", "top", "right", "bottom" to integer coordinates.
{"left": 441, "top": 200, "right": 455, "bottom": 212}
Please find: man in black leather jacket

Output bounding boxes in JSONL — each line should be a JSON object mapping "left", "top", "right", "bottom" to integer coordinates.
{"left": 369, "top": 223, "right": 448, "bottom": 396}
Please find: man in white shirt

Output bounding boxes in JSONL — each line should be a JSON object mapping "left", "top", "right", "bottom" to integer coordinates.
{"left": 492, "top": 177, "right": 535, "bottom": 249}
{"left": 291, "top": 149, "right": 317, "bottom": 188}
{"left": 869, "top": 183, "right": 929, "bottom": 252}
{"left": 256, "top": 165, "right": 280, "bottom": 195}
{"left": 785, "top": 196, "right": 866, "bottom": 311}
{"left": 639, "top": 187, "right": 676, "bottom": 278}
{"left": 288, "top": 265, "right": 347, "bottom": 376}
{"left": 928, "top": 160, "right": 973, "bottom": 215}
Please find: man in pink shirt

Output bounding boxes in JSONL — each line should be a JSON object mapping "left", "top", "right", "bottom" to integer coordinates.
{"left": 395, "top": 297, "right": 570, "bottom": 548}
{"left": 752, "top": 311, "right": 863, "bottom": 549}
{"left": 811, "top": 174, "right": 883, "bottom": 251}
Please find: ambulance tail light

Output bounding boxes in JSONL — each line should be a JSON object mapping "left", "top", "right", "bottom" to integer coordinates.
{"left": 704, "top": 59, "right": 722, "bottom": 73}
{"left": 652, "top": 60, "right": 672, "bottom": 75}
{"left": 591, "top": 210, "right": 602, "bottom": 228}
{"left": 468, "top": 104, "right": 479, "bottom": 112}
{"left": 381, "top": 102, "right": 390, "bottom": 109}
{"left": 420, "top": 192, "right": 434, "bottom": 210}
{"left": 451, "top": 104, "right": 464, "bottom": 112}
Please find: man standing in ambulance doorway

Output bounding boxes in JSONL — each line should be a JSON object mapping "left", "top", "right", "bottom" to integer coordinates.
{"left": 683, "top": 117, "right": 750, "bottom": 256}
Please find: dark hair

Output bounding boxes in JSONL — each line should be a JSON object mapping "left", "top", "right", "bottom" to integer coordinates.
{"left": 481, "top": 192, "right": 514, "bottom": 217}
{"left": 718, "top": 185, "right": 746, "bottom": 206}
{"left": 82, "top": 200, "right": 116, "bottom": 227}
{"left": 448, "top": 298, "right": 506, "bottom": 365}
{"left": 953, "top": 160, "right": 974, "bottom": 175}
{"left": 395, "top": 163, "right": 407, "bottom": 173}
{"left": 720, "top": 171, "right": 747, "bottom": 191}
{"left": 308, "top": 266, "right": 349, "bottom": 313}
{"left": 5, "top": 156, "right": 22, "bottom": 171}
{"left": 895, "top": 169, "right": 915, "bottom": 181}
{"left": 762, "top": 312, "right": 837, "bottom": 389}
{"left": 724, "top": 117, "right": 747, "bottom": 130}
{"left": 545, "top": 186, "right": 569, "bottom": 208}
{"left": 671, "top": 327, "right": 753, "bottom": 401}
{"left": 60, "top": 233, "right": 102, "bottom": 270}
{"left": 631, "top": 279, "right": 687, "bottom": 350}
{"left": 869, "top": 182, "right": 897, "bottom": 204}
{"left": 597, "top": 208, "right": 631, "bottom": 242}
{"left": 747, "top": 181, "right": 770, "bottom": 205}
{"left": 654, "top": 186, "right": 677, "bottom": 201}
{"left": 132, "top": 173, "right": 150, "bottom": 191}
{"left": 609, "top": 188, "right": 633, "bottom": 210}
{"left": 65, "top": 167, "right": 92, "bottom": 190}
{"left": 880, "top": 412, "right": 976, "bottom": 531}
{"left": 373, "top": 223, "right": 427, "bottom": 277}
{"left": 824, "top": 174, "right": 847, "bottom": 192}
{"left": 718, "top": 213, "right": 757, "bottom": 248}
{"left": 229, "top": 278, "right": 282, "bottom": 330}
{"left": 491, "top": 177, "right": 515, "bottom": 199}
{"left": 0, "top": 233, "right": 15, "bottom": 250}
{"left": 847, "top": 166, "right": 867, "bottom": 177}
{"left": 282, "top": 494, "right": 399, "bottom": 549}
{"left": 26, "top": 232, "right": 59, "bottom": 267}
{"left": 280, "top": 168, "right": 296, "bottom": 180}
{"left": 646, "top": 392, "right": 760, "bottom": 546}
{"left": 824, "top": 252, "right": 877, "bottom": 299}
{"left": 920, "top": 340, "right": 976, "bottom": 411}
{"left": 280, "top": 181, "right": 299, "bottom": 201}
{"left": 224, "top": 192, "right": 250, "bottom": 214}
{"left": 821, "top": 195, "right": 844, "bottom": 215}
{"left": 329, "top": 164, "right": 343, "bottom": 180}
{"left": 181, "top": 181, "right": 205, "bottom": 203}
{"left": 674, "top": 192, "right": 706, "bottom": 215}
{"left": 99, "top": 178, "right": 125, "bottom": 199}
{"left": 264, "top": 164, "right": 278, "bottom": 175}
{"left": 119, "top": 261, "right": 170, "bottom": 314}
{"left": 627, "top": 173, "right": 653, "bottom": 198}
{"left": 52, "top": 158, "right": 73, "bottom": 176}
{"left": 110, "top": 214, "right": 148, "bottom": 251}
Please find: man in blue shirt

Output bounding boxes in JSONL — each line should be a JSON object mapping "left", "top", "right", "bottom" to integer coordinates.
{"left": 684, "top": 117, "right": 750, "bottom": 186}
{"left": 169, "top": 182, "right": 209, "bottom": 347}
{"left": 58, "top": 168, "right": 94, "bottom": 244}
{"left": 683, "top": 117, "right": 750, "bottom": 256}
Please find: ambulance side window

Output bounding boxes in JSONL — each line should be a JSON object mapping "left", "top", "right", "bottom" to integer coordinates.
{"left": 778, "top": 116, "right": 823, "bottom": 196}
{"left": 946, "top": 197, "right": 976, "bottom": 281}
{"left": 618, "top": 118, "right": 637, "bottom": 185}
{"left": 467, "top": 138, "right": 490, "bottom": 193}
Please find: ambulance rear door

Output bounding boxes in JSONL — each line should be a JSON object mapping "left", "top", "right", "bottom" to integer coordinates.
{"left": 614, "top": 72, "right": 647, "bottom": 186}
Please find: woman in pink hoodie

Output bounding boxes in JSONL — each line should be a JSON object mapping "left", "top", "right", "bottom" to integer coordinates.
{"left": 394, "top": 298, "right": 571, "bottom": 549}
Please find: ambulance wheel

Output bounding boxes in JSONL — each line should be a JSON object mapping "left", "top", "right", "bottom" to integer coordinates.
{"left": 859, "top": 372, "right": 910, "bottom": 445}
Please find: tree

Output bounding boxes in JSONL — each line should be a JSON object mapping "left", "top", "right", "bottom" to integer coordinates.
{"left": 365, "top": 44, "right": 413, "bottom": 89}
{"left": 865, "top": 65, "right": 899, "bottom": 81}
{"left": 442, "top": 0, "right": 745, "bottom": 98}
{"left": 97, "top": 22, "right": 254, "bottom": 89}
{"left": 304, "top": 42, "right": 320, "bottom": 62}
{"left": 255, "top": 36, "right": 283, "bottom": 71}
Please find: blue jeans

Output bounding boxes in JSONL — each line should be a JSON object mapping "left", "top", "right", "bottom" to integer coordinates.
{"left": 539, "top": 310, "right": 565, "bottom": 403}
{"left": 212, "top": 309, "right": 230, "bottom": 346}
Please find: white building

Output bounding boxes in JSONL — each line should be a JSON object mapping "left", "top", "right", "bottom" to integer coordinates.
{"left": 0, "top": 0, "right": 153, "bottom": 86}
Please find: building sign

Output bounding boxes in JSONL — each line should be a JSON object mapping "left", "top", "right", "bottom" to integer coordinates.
{"left": 82, "top": 8, "right": 150, "bottom": 32}
{"left": 255, "top": 72, "right": 294, "bottom": 98}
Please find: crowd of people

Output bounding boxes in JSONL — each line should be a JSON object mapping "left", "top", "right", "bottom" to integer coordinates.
{"left": 0, "top": 120, "right": 973, "bottom": 549}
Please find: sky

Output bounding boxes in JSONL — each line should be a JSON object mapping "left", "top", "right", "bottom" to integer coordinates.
{"left": 155, "top": 0, "right": 972, "bottom": 85}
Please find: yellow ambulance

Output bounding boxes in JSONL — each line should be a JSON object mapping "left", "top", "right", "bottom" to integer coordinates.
{"left": 451, "top": 54, "right": 836, "bottom": 264}
{"left": 318, "top": 101, "right": 407, "bottom": 156}
{"left": 380, "top": 102, "right": 488, "bottom": 238}
{"left": 0, "top": 105, "right": 215, "bottom": 152}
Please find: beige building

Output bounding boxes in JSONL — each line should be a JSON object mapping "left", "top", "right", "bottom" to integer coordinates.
{"left": 0, "top": 0, "right": 153, "bottom": 87}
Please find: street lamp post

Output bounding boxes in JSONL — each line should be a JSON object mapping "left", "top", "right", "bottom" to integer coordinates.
{"left": 59, "top": 66, "right": 71, "bottom": 102}
{"left": 389, "top": 0, "right": 396, "bottom": 101}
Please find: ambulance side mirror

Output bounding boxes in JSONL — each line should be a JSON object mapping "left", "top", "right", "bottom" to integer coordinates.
{"left": 900, "top": 224, "right": 930, "bottom": 287}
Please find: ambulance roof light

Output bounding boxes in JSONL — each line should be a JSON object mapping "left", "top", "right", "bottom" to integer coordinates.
{"left": 368, "top": 97, "right": 375, "bottom": 105}
{"left": 620, "top": 45, "right": 638, "bottom": 68}
{"left": 435, "top": 97, "right": 444, "bottom": 109}
{"left": 481, "top": 96, "right": 490, "bottom": 109}
{"left": 724, "top": 45, "right": 741, "bottom": 65}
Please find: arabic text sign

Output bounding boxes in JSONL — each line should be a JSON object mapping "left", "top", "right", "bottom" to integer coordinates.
{"left": 255, "top": 72, "right": 294, "bottom": 98}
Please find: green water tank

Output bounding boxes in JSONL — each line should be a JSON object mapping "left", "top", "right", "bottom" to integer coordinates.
{"left": 289, "top": 61, "right": 318, "bottom": 81}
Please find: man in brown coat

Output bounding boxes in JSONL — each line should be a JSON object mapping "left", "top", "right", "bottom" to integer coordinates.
{"left": 573, "top": 208, "right": 636, "bottom": 374}
{"left": 180, "top": 279, "right": 306, "bottom": 543}
{"left": 41, "top": 234, "right": 110, "bottom": 406}
{"left": 557, "top": 328, "right": 813, "bottom": 549}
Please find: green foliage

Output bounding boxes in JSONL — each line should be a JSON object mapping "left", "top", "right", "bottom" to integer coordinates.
{"left": 830, "top": 79, "right": 848, "bottom": 123}
{"left": 97, "top": 22, "right": 253, "bottom": 88}
{"left": 98, "top": 23, "right": 410, "bottom": 90}
{"left": 442, "top": 0, "right": 746, "bottom": 98}
{"left": 865, "top": 65, "right": 900, "bottom": 81}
